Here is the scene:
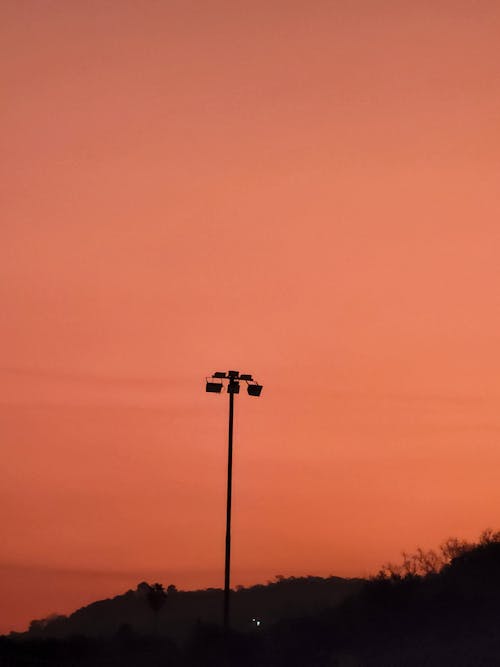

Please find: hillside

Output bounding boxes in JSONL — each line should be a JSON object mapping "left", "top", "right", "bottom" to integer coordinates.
{"left": 21, "top": 575, "right": 364, "bottom": 642}
{"left": 265, "top": 534, "right": 500, "bottom": 665}
{"left": 4, "top": 533, "right": 500, "bottom": 665}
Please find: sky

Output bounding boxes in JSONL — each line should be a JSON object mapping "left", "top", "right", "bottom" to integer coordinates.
{"left": 1, "top": 0, "right": 500, "bottom": 634}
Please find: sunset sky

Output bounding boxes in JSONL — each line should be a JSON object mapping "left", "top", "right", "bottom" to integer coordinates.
{"left": 2, "top": 0, "right": 500, "bottom": 634}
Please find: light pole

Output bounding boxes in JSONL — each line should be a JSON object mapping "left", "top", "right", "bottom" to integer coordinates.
{"left": 205, "top": 370, "right": 263, "bottom": 631}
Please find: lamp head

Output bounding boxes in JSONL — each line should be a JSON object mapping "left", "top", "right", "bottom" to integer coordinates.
{"left": 227, "top": 380, "right": 240, "bottom": 394}
{"left": 206, "top": 381, "right": 223, "bottom": 393}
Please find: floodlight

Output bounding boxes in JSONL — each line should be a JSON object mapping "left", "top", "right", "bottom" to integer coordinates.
{"left": 228, "top": 370, "right": 239, "bottom": 378}
{"left": 227, "top": 380, "right": 240, "bottom": 394}
{"left": 213, "top": 372, "right": 226, "bottom": 378}
{"left": 206, "top": 381, "right": 223, "bottom": 393}
{"left": 247, "top": 384, "right": 263, "bottom": 397}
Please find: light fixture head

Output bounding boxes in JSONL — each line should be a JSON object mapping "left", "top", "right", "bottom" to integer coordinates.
{"left": 247, "top": 384, "right": 263, "bottom": 397}
{"left": 227, "top": 380, "right": 240, "bottom": 394}
{"left": 206, "top": 381, "right": 223, "bottom": 393}
{"left": 212, "top": 372, "right": 226, "bottom": 378}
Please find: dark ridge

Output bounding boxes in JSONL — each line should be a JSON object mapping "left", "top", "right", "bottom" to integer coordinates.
{"left": 18, "top": 575, "right": 363, "bottom": 642}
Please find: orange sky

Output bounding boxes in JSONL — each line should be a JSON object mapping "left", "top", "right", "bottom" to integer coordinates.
{"left": 1, "top": 0, "right": 500, "bottom": 634}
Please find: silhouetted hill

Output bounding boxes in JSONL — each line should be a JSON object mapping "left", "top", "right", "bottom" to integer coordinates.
{"left": 264, "top": 533, "right": 500, "bottom": 666}
{"left": 20, "top": 575, "right": 364, "bottom": 642}
{"left": 4, "top": 533, "right": 500, "bottom": 665}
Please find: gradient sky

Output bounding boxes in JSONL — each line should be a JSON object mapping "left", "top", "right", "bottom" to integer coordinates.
{"left": 1, "top": 0, "right": 500, "bottom": 633}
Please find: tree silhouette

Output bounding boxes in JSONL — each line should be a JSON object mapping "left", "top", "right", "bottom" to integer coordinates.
{"left": 142, "top": 582, "right": 167, "bottom": 635}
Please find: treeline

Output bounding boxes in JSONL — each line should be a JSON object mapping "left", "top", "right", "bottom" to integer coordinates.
{"left": 375, "top": 528, "right": 500, "bottom": 579}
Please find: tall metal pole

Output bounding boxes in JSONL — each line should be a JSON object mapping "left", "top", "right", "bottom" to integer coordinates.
{"left": 206, "top": 370, "right": 262, "bottom": 631}
{"left": 223, "top": 388, "right": 234, "bottom": 631}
